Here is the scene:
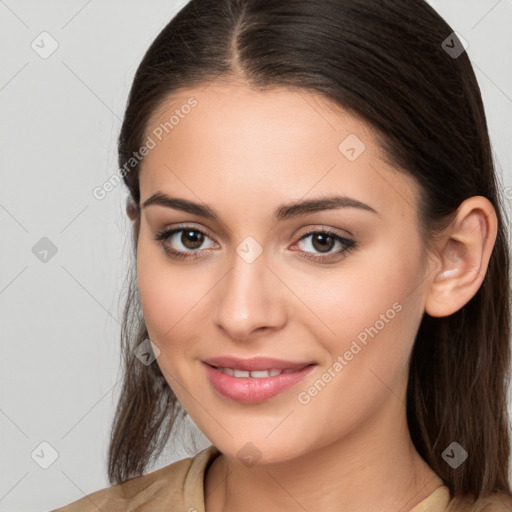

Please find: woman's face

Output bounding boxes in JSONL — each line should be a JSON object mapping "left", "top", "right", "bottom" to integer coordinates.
{"left": 136, "top": 81, "right": 434, "bottom": 464}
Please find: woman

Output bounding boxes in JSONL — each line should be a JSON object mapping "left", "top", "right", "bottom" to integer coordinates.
{"left": 53, "top": 0, "right": 512, "bottom": 510}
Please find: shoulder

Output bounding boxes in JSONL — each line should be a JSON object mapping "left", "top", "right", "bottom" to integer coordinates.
{"left": 448, "top": 490, "right": 512, "bottom": 512}
{"left": 50, "top": 445, "right": 220, "bottom": 512}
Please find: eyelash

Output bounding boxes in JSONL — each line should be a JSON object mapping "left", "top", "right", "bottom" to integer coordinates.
{"left": 154, "top": 225, "right": 357, "bottom": 263}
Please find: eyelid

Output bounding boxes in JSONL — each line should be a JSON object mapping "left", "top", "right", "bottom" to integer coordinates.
{"left": 293, "top": 224, "right": 354, "bottom": 240}
{"left": 159, "top": 222, "right": 218, "bottom": 242}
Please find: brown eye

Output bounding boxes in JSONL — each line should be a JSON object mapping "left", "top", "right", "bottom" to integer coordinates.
{"left": 310, "top": 233, "right": 336, "bottom": 253}
{"left": 154, "top": 226, "right": 217, "bottom": 260}
{"left": 294, "top": 229, "right": 357, "bottom": 262}
{"left": 180, "top": 230, "right": 204, "bottom": 249}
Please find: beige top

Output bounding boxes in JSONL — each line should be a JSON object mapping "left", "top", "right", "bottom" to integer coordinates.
{"left": 52, "top": 445, "right": 512, "bottom": 511}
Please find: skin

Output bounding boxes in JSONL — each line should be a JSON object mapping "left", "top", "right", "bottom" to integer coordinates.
{"left": 130, "top": 81, "right": 497, "bottom": 512}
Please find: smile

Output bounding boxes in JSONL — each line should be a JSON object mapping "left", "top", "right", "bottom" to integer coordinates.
{"left": 202, "top": 361, "right": 316, "bottom": 404}
{"left": 211, "top": 365, "right": 310, "bottom": 378}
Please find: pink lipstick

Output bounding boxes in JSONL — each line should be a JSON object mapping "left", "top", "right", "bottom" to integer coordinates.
{"left": 202, "top": 356, "right": 316, "bottom": 404}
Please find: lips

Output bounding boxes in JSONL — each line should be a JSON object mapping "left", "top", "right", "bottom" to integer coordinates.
{"left": 202, "top": 356, "right": 317, "bottom": 404}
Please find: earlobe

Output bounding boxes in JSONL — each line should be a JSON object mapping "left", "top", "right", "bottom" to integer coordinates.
{"left": 424, "top": 196, "right": 497, "bottom": 318}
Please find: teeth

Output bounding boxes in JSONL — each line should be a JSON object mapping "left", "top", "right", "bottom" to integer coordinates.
{"left": 250, "top": 370, "right": 275, "bottom": 378}
{"left": 233, "top": 369, "right": 250, "bottom": 378}
{"left": 216, "top": 366, "right": 308, "bottom": 378}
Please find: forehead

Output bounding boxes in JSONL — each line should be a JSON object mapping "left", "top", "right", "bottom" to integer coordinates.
{"left": 144, "top": 81, "right": 377, "bottom": 151}
{"left": 139, "top": 81, "right": 420, "bottom": 225}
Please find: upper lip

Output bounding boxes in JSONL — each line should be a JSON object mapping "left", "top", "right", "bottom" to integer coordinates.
{"left": 203, "top": 356, "right": 315, "bottom": 371}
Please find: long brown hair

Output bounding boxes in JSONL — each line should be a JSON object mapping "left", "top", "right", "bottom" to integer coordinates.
{"left": 108, "top": 0, "right": 511, "bottom": 500}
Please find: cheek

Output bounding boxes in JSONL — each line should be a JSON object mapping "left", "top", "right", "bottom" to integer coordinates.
{"left": 136, "top": 235, "right": 211, "bottom": 358}
{"left": 289, "top": 245, "right": 424, "bottom": 434}
{"left": 313, "top": 239, "right": 418, "bottom": 320}
{"left": 293, "top": 234, "right": 424, "bottom": 374}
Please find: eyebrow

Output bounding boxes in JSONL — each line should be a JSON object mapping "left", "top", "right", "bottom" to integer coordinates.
{"left": 141, "top": 192, "right": 378, "bottom": 221}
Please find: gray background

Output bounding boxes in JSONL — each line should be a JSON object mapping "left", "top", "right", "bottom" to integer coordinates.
{"left": 1, "top": 1, "right": 511, "bottom": 510}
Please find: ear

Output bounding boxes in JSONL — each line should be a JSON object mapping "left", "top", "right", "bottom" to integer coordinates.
{"left": 126, "top": 198, "right": 139, "bottom": 221}
{"left": 424, "top": 196, "right": 497, "bottom": 318}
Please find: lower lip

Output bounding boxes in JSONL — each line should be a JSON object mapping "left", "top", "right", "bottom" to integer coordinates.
{"left": 203, "top": 362, "right": 316, "bottom": 404}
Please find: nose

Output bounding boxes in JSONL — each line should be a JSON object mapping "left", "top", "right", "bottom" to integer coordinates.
{"left": 213, "top": 249, "right": 287, "bottom": 342}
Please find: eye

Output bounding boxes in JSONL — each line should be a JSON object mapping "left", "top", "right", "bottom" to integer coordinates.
{"left": 154, "top": 225, "right": 217, "bottom": 260}
{"left": 154, "top": 225, "right": 357, "bottom": 263}
{"left": 292, "top": 228, "right": 357, "bottom": 262}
